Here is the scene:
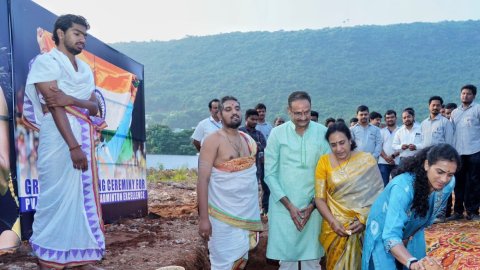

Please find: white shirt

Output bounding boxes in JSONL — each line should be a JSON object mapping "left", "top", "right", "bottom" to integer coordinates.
{"left": 378, "top": 126, "right": 400, "bottom": 165}
{"left": 191, "top": 116, "right": 222, "bottom": 145}
{"left": 451, "top": 102, "right": 480, "bottom": 155}
{"left": 420, "top": 114, "right": 454, "bottom": 147}
{"left": 392, "top": 123, "right": 423, "bottom": 158}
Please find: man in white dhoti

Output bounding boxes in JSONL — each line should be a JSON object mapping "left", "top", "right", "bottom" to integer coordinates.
{"left": 23, "top": 14, "right": 105, "bottom": 270}
{"left": 197, "top": 96, "right": 263, "bottom": 270}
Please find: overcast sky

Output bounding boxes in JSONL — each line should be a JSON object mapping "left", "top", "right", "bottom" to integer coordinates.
{"left": 33, "top": 0, "right": 480, "bottom": 43}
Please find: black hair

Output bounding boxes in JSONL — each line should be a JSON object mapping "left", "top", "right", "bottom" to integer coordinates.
{"left": 325, "top": 117, "right": 336, "bottom": 126}
{"left": 208, "top": 99, "right": 220, "bottom": 109}
{"left": 461, "top": 84, "right": 477, "bottom": 96}
{"left": 392, "top": 144, "right": 460, "bottom": 217}
{"left": 288, "top": 91, "right": 311, "bottom": 107}
{"left": 325, "top": 122, "right": 357, "bottom": 151}
{"left": 336, "top": 118, "right": 345, "bottom": 123}
{"left": 350, "top": 117, "right": 358, "bottom": 123}
{"left": 369, "top": 111, "right": 382, "bottom": 120}
{"left": 384, "top": 110, "right": 397, "bottom": 117}
{"left": 219, "top": 96, "right": 239, "bottom": 111}
{"left": 357, "top": 105, "right": 369, "bottom": 114}
{"left": 403, "top": 107, "right": 415, "bottom": 117}
{"left": 311, "top": 110, "right": 319, "bottom": 118}
{"left": 53, "top": 14, "right": 90, "bottom": 45}
{"left": 255, "top": 103, "right": 267, "bottom": 110}
{"left": 429, "top": 96, "right": 444, "bottom": 105}
{"left": 445, "top": 103, "right": 457, "bottom": 110}
{"left": 245, "top": 109, "right": 259, "bottom": 119}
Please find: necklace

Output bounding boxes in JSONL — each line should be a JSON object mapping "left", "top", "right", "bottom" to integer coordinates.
{"left": 224, "top": 132, "right": 242, "bottom": 157}
{"left": 336, "top": 152, "right": 352, "bottom": 177}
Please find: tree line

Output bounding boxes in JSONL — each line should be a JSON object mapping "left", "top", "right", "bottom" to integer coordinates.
{"left": 146, "top": 124, "right": 197, "bottom": 155}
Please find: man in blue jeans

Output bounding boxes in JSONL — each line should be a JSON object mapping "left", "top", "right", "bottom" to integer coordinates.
{"left": 378, "top": 110, "right": 400, "bottom": 186}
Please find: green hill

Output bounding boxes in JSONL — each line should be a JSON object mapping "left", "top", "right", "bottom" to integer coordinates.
{"left": 112, "top": 21, "right": 480, "bottom": 129}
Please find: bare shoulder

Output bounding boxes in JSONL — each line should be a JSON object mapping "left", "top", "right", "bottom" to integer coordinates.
{"left": 203, "top": 131, "right": 222, "bottom": 146}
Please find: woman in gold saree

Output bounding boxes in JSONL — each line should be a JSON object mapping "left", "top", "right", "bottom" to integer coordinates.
{"left": 314, "top": 123, "right": 383, "bottom": 269}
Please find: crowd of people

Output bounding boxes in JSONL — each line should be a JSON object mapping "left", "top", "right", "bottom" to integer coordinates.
{"left": 194, "top": 84, "right": 479, "bottom": 270}
{"left": 15, "top": 11, "right": 478, "bottom": 270}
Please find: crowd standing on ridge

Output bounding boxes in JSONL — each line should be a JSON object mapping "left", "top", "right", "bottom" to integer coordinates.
{"left": 194, "top": 84, "right": 479, "bottom": 270}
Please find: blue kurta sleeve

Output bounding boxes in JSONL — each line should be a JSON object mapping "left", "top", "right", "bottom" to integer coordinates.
{"left": 382, "top": 180, "right": 413, "bottom": 253}
{"left": 407, "top": 228, "right": 427, "bottom": 259}
{"left": 264, "top": 128, "right": 286, "bottom": 202}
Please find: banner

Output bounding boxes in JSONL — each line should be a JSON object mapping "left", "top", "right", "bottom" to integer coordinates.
{"left": 0, "top": 0, "right": 22, "bottom": 247}
{"left": 9, "top": 0, "right": 147, "bottom": 238}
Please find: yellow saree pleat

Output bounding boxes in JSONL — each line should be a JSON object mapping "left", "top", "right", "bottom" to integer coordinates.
{"left": 316, "top": 152, "right": 384, "bottom": 270}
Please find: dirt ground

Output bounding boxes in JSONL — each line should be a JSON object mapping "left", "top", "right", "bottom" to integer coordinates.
{"left": 0, "top": 181, "right": 278, "bottom": 270}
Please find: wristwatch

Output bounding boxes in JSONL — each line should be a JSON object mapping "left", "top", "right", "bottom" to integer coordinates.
{"left": 406, "top": 257, "right": 418, "bottom": 269}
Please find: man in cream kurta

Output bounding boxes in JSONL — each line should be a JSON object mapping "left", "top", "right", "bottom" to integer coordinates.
{"left": 265, "top": 91, "right": 330, "bottom": 270}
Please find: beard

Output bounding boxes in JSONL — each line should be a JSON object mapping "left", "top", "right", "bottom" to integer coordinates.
{"left": 65, "top": 42, "right": 83, "bottom": 55}
{"left": 224, "top": 121, "right": 241, "bottom": 129}
{"left": 223, "top": 122, "right": 242, "bottom": 129}
{"left": 223, "top": 115, "right": 242, "bottom": 129}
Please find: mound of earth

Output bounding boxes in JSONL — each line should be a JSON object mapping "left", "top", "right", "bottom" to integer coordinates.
{"left": 0, "top": 181, "right": 277, "bottom": 270}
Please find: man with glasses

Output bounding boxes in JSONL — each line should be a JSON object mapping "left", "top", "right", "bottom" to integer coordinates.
{"left": 265, "top": 91, "right": 330, "bottom": 270}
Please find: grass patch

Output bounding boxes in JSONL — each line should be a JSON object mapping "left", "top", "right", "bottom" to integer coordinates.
{"left": 147, "top": 166, "right": 197, "bottom": 183}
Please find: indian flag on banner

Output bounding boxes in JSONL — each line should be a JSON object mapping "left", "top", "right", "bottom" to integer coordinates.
{"left": 82, "top": 50, "right": 135, "bottom": 131}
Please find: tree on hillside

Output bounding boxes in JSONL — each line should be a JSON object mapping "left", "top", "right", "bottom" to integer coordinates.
{"left": 146, "top": 124, "right": 197, "bottom": 155}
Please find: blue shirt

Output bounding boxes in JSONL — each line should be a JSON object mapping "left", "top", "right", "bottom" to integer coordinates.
{"left": 350, "top": 124, "right": 382, "bottom": 158}
{"left": 420, "top": 114, "right": 454, "bottom": 147}
{"left": 256, "top": 121, "right": 273, "bottom": 141}
{"left": 451, "top": 102, "right": 480, "bottom": 155}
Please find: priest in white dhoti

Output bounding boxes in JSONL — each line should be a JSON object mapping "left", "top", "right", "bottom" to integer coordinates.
{"left": 197, "top": 96, "right": 263, "bottom": 270}
{"left": 23, "top": 14, "right": 106, "bottom": 269}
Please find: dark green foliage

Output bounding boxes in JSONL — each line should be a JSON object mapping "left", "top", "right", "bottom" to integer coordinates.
{"left": 146, "top": 124, "right": 197, "bottom": 155}
{"left": 113, "top": 21, "right": 480, "bottom": 129}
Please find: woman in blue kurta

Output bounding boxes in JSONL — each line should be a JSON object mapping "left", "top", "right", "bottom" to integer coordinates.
{"left": 362, "top": 144, "right": 459, "bottom": 270}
